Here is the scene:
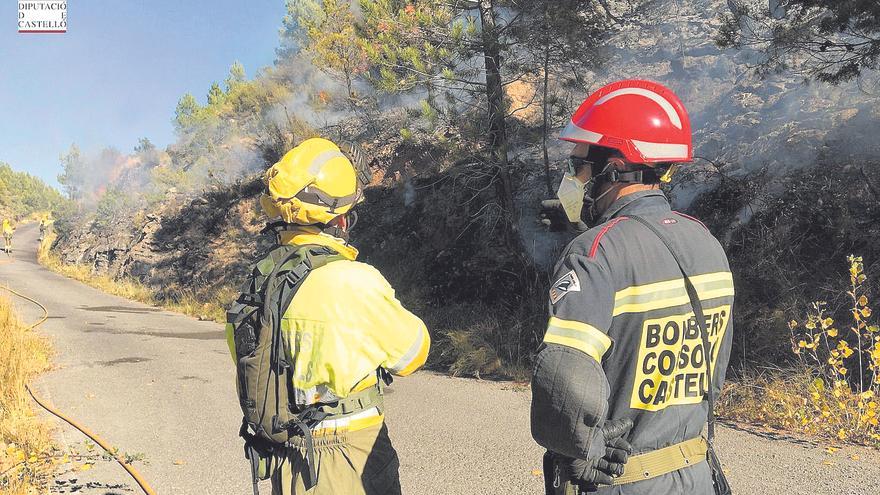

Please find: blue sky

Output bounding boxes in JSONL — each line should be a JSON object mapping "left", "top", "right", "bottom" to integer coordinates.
{"left": 0, "top": 0, "right": 287, "bottom": 187}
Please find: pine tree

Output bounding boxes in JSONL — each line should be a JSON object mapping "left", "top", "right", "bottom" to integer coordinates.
{"left": 207, "top": 82, "right": 225, "bottom": 106}
{"left": 226, "top": 61, "right": 247, "bottom": 92}
{"left": 284, "top": 0, "right": 370, "bottom": 101}
{"left": 174, "top": 93, "right": 202, "bottom": 131}
{"left": 718, "top": 0, "right": 880, "bottom": 83}
{"left": 58, "top": 144, "right": 85, "bottom": 201}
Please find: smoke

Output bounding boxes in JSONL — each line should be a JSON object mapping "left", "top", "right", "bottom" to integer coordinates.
{"left": 591, "top": 0, "right": 880, "bottom": 174}
{"left": 62, "top": 146, "right": 151, "bottom": 206}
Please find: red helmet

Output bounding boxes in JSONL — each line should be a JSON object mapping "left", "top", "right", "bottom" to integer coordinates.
{"left": 559, "top": 79, "right": 692, "bottom": 164}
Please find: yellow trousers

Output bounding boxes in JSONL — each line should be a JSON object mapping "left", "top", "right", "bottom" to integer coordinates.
{"left": 271, "top": 422, "right": 401, "bottom": 495}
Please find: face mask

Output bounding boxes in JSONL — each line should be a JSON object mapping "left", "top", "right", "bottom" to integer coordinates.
{"left": 556, "top": 173, "right": 587, "bottom": 223}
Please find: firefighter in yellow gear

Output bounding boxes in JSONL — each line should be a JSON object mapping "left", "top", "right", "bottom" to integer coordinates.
{"left": 228, "top": 138, "right": 430, "bottom": 495}
{"left": 2, "top": 219, "right": 14, "bottom": 253}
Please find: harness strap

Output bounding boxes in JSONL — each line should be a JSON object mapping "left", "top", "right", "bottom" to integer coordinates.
{"left": 318, "top": 383, "right": 385, "bottom": 416}
{"left": 246, "top": 444, "right": 261, "bottom": 495}
{"left": 272, "top": 407, "right": 329, "bottom": 490}
{"left": 612, "top": 437, "right": 708, "bottom": 485}
{"left": 292, "top": 415, "right": 319, "bottom": 490}
{"left": 628, "top": 215, "right": 719, "bottom": 444}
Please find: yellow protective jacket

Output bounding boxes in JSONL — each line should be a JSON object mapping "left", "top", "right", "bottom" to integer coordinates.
{"left": 231, "top": 227, "right": 430, "bottom": 407}
{"left": 2, "top": 220, "right": 12, "bottom": 235}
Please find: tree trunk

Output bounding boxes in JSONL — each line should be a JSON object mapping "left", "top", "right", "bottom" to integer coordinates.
{"left": 478, "top": 0, "right": 516, "bottom": 235}
{"left": 541, "top": 38, "right": 553, "bottom": 197}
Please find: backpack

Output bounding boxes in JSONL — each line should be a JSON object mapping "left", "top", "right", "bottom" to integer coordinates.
{"left": 228, "top": 243, "right": 385, "bottom": 493}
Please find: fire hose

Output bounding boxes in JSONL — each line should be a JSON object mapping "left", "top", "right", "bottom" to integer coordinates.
{"left": 1, "top": 258, "right": 158, "bottom": 495}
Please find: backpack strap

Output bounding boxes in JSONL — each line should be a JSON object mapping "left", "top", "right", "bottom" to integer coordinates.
{"left": 626, "top": 216, "right": 717, "bottom": 444}
{"left": 237, "top": 244, "right": 334, "bottom": 493}
{"left": 628, "top": 214, "right": 734, "bottom": 495}
{"left": 262, "top": 245, "right": 346, "bottom": 490}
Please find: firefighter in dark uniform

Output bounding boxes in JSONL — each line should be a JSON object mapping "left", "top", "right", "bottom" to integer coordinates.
{"left": 531, "top": 79, "right": 734, "bottom": 495}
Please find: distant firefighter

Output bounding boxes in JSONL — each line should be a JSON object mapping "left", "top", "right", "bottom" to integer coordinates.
{"left": 2, "top": 219, "right": 14, "bottom": 254}
{"left": 532, "top": 80, "right": 734, "bottom": 495}
{"left": 38, "top": 213, "right": 51, "bottom": 242}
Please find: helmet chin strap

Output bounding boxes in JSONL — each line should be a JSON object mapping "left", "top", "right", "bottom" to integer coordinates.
{"left": 323, "top": 212, "right": 358, "bottom": 243}
{"left": 585, "top": 182, "right": 619, "bottom": 224}
{"left": 584, "top": 161, "right": 662, "bottom": 223}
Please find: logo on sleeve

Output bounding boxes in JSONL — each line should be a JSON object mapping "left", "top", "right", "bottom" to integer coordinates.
{"left": 549, "top": 270, "right": 581, "bottom": 305}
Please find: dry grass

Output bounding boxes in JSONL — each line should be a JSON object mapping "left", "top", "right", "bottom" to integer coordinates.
{"left": 419, "top": 301, "right": 534, "bottom": 381}
{"left": 0, "top": 295, "right": 55, "bottom": 494}
{"left": 719, "top": 368, "right": 880, "bottom": 447}
{"left": 164, "top": 286, "right": 236, "bottom": 323}
{"left": 39, "top": 231, "right": 231, "bottom": 324}
{"left": 720, "top": 255, "right": 880, "bottom": 447}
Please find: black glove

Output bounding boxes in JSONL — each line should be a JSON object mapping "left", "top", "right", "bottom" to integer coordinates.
{"left": 565, "top": 418, "right": 634, "bottom": 486}
{"left": 539, "top": 199, "right": 588, "bottom": 232}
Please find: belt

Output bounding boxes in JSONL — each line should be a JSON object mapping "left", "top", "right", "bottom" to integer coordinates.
{"left": 613, "top": 436, "right": 708, "bottom": 485}
{"left": 311, "top": 407, "right": 383, "bottom": 436}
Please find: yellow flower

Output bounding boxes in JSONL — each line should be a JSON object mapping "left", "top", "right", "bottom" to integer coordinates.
{"left": 859, "top": 295, "right": 869, "bottom": 307}
{"left": 827, "top": 328, "right": 839, "bottom": 337}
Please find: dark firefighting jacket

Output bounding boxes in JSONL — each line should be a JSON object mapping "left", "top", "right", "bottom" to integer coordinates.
{"left": 533, "top": 190, "right": 734, "bottom": 494}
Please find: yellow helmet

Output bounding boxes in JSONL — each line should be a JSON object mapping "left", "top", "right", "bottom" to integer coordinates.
{"left": 260, "top": 138, "right": 369, "bottom": 226}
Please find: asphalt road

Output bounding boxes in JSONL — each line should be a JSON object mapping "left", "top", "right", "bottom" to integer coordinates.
{"left": 3, "top": 224, "right": 879, "bottom": 495}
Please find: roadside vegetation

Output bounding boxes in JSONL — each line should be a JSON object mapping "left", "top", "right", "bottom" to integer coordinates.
{"left": 720, "top": 256, "right": 880, "bottom": 447}
{"left": 0, "top": 163, "right": 67, "bottom": 223}
{"left": 0, "top": 295, "right": 54, "bottom": 494}
{"left": 38, "top": 232, "right": 229, "bottom": 323}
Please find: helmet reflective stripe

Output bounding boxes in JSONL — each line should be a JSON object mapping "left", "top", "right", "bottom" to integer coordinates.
{"left": 560, "top": 121, "right": 604, "bottom": 142}
{"left": 594, "top": 88, "right": 683, "bottom": 130}
{"left": 307, "top": 149, "right": 347, "bottom": 175}
{"left": 631, "top": 140, "right": 690, "bottom": 160}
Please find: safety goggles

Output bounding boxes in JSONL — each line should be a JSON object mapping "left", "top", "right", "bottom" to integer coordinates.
{"left": 566, "top": 155, "right": 594, "bottom": 176}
